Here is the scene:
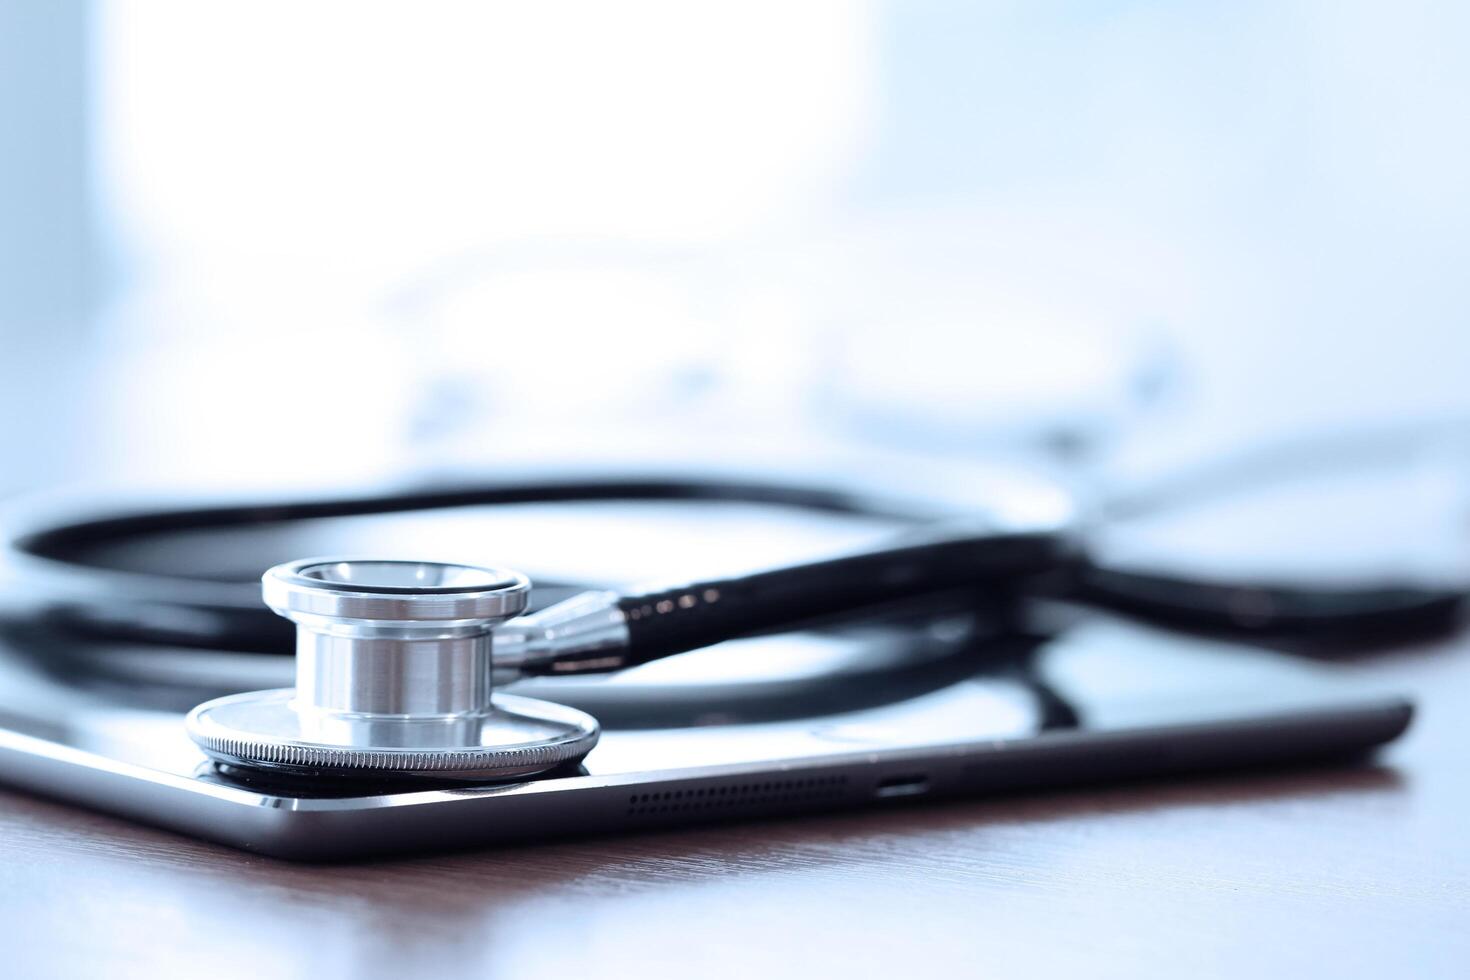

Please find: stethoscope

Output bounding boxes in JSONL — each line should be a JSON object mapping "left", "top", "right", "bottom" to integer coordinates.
{"left": 1, "top": 472, "right": 1463, "bottom": 787}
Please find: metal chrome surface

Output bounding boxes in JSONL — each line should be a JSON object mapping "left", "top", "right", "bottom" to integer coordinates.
{"left": 186, "top": 690, "right": 600, "bottom": 779}
{"left": 186, "top": 558, "right": 600, "bottom": 779}
{"left": 492, "top": 590, "right": 631, "bottom": 674}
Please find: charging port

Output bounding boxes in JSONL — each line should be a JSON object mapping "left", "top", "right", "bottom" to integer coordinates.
{"left": 874, "top": 773, "right": 931, "bottom": 799}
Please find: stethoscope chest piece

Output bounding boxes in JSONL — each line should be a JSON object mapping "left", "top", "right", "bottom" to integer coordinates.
{"left": 185, "top": 558, "right": 600, "bottom": 782}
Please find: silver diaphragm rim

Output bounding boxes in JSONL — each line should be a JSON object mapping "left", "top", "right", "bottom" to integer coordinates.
{"left": 186, "top": 690, "right": 600, "bottom": 781}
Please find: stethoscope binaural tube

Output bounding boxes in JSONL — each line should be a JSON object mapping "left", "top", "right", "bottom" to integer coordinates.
{"left": 1, "top": 477, "right": 1004, "bottom": 655}
{"left": 3, "top": 474, "right": 1464, "bottom": 661}
{"left": 493, "top": 523, "right": 1070, "bottom": 676}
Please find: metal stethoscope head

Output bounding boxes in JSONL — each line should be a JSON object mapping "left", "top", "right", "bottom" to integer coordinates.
{"left": 185, "top": 517, "right": 1073, "bottom": 782}
{"left": 186, "top": 558, "right": 604, "bottom": 782}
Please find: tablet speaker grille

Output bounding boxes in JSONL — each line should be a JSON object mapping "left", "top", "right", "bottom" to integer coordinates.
{"left": 626, "top": 775, "right": 849, "bottom": 817}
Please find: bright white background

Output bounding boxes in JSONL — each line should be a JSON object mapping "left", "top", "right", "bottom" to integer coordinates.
{"left": 2, "top": 0, "right": 1468, "bottom": 495}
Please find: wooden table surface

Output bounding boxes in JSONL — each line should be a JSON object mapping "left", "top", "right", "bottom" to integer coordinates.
{"left": 3, "top": 637, "right": 1466, "bottom": 979}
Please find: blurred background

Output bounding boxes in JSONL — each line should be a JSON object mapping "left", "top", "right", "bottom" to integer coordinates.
{"left": 3, "top": 0, "right": 1469, "bottom": 537}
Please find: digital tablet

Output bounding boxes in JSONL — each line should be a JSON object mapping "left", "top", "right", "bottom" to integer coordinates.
{"left": 0, "top": 617, "right": 1411, "bottom": 860}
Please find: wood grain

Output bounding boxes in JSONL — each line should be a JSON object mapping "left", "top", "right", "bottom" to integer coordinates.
{"left": 2, "top": 643, "right": 1466, "bottom": 979}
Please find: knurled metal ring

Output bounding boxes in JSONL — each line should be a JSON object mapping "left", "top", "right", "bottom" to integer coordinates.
{"left": 186, "top": 690, "right": 600, "bottom": 780}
